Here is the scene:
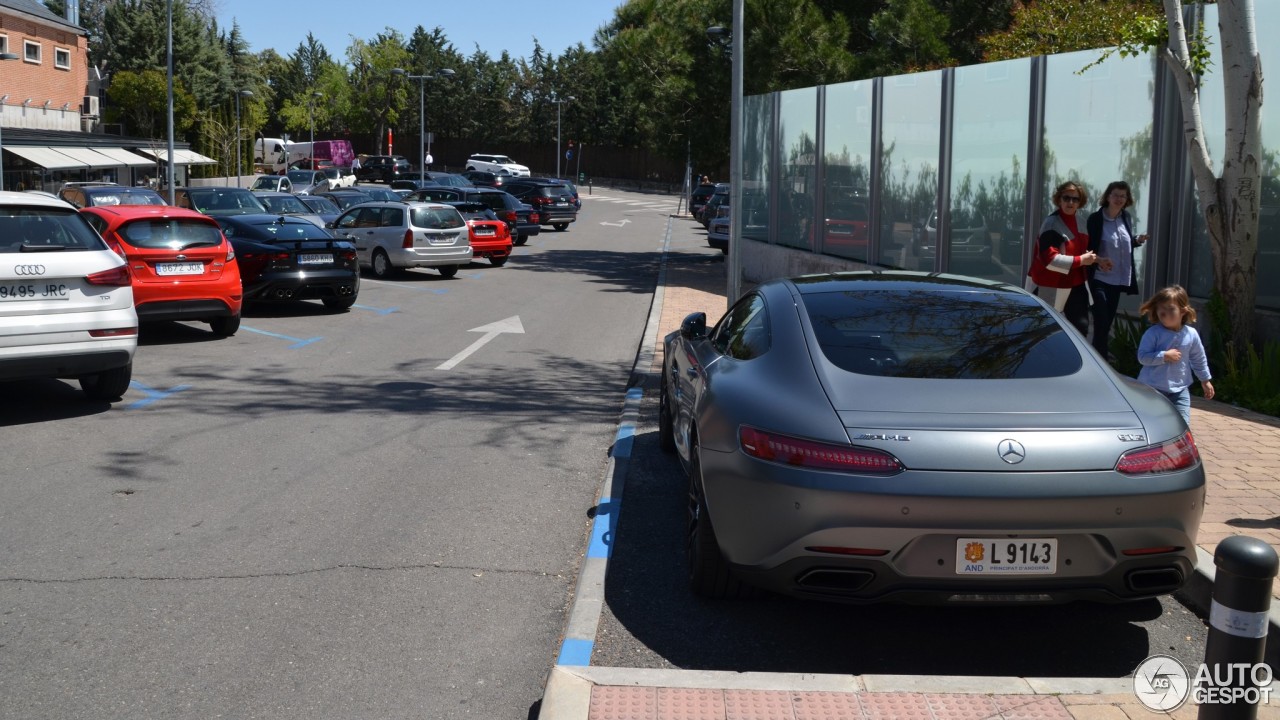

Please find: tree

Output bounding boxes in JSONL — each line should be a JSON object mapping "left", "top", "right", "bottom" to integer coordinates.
{"left": 981, "top": 0, "right": 1164, "bottom": 61}
{"left": 104, "top": 68, "right": 196, "bottom": 138}
{"left": 1158, "top": 0, "right": 1263, "bottom": 352}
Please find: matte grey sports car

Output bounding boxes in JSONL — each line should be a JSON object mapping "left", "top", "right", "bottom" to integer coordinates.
{"left": 659, "top": 271, "right": 1204, "bottom": 604}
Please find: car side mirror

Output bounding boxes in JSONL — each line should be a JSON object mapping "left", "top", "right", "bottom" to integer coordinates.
{"left": 679, "top": 312, "right": 707, "bottom": 340}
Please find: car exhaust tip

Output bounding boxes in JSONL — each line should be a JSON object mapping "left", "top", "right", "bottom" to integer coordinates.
{"left": 795, "top": 568, "right": 876, "bottom": 593}
{"left": 1126, "top": 567, "right": 1184, "bottom": 594}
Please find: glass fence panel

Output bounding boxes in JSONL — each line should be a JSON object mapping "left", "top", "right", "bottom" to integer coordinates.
{"left": 822, "top": 79, "right": 873, "bottom": 262}
{"left": 878, "top": 69, "right": 943, "bottom": 271}
{"left": 777, "top": 86, "right": 817, "bottom": 250}
{"left": 948, "top": 59, "right": 1031, "bottom": 284}
{"left": 743, "top": 93, "right": 771, "bottom": 244}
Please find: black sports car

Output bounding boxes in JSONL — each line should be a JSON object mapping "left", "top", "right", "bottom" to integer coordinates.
{"left": 214, "top": 215, "right": 360, "bottom": 311}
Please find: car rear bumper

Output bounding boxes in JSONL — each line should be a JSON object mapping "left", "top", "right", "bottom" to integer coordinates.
{"left": 137, "top": 298, "right": 240, "bottom": 322}
{"left": 389, "top": 246, "right": 473, "bottom": 268}
{"left": 471, "top": 239, "right": 512, "bottom": 258}
{"left": 537, "top": 209, "right": 577, "bottom": 224}
{"left": 699, "top": 445, "right": 1205, "bottom": 603}
{"left": 244, "top": 270, "right": 360, "bottom": 302}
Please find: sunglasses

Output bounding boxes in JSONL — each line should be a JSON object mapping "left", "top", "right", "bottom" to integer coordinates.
{"left": 1060, "top": 196, "right": 1081, "bottom": 204}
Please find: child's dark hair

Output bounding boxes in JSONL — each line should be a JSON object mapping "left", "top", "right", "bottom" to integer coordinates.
{"left": 1139, "top": 284, "right": 1197, "bottom": 325}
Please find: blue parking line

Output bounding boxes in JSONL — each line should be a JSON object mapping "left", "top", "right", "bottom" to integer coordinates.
{"left": 556, "top": 637, "right": 594, "bottom": 666}
{"left": 586, "top": 497, "right": 617, "bottom": 559}
{"left": 353, "top": 304, "right": 398, "bottom": 315}
{"left": 240, "top": 325, "right": 323, "bottom": 349}
{"left": 125, "top": 381, "right": 192, "bottom": 410}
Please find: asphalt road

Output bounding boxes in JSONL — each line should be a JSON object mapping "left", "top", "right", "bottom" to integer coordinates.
{"left": 0, "top": 187, "right": 682, "bottom": 720}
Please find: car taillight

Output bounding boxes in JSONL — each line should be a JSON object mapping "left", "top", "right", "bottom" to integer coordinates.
{"left": 530, "top": 212, "right": 540, "bottom": 223}
{"left": 88, "top": 327, "right": 137, "bottom": 337}
{"left": 403, "top": 229, "right": 414, "bottom": 249}
{"left": 1116, "top": 431, "right": 1200, "bottom": 474}
{"left": 225, "top": 244, "right": 235, "bottom": 262}
{"left": 106, "top": 240, "right": 127, "bottom": 259}
{"left": 502, "top": 210, "right": 516, "bottom": 222}
{"left": 739, "top": 426, "right": 904, "bottom": 475}
{"left": 85, "top": 265, "right": 131, "bottom": 287}
{"left": 339, "top": 249, "right": 357, "bottom": 262}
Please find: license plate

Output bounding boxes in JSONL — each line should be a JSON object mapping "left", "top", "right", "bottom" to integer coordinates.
{"left": 0, "top": 283, "right": 71, "bottom": 301}
{"left": 297, "top": 253, "right": 332, "bottom": 265}
{"left": 156, "top": 262, "right": 203, "bottom": 276}
{"left": 956, "top": 538, "right": 1057, "bottom": 575}
{"left": 428, "top": 233, "right": 458, "bottom": 246}
{"left": 474, "top": 227, "right": 495, "bottom": 236}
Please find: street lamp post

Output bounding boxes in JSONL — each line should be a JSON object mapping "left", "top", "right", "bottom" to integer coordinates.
{"left": 234, "top": 89, "right": 253, "bottom": 187}
{"left": 553, "top": 95, "right": 575, "bottom": 178}
{"left": 166, "top": 0, "right": 174, "bottom": 203}
{"left": 708, "top": 3, "right": 743, "bottom": 306}
{"left": 308, "top": 91, "right": 322, "bottom": 169}
{"left": 392, "top": 67, "right": 455, "bottom": 182}
{"left": 0, "top": 52, "right": 18, "bottom": 192}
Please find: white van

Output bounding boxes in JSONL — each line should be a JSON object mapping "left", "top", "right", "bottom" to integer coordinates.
{"left": 254, "top": 138, "right": 290, "bottom": 170}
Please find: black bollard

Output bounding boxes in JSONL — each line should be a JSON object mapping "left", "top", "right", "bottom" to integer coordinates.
{"left": 1199, "top": 535, "right": 1279, "bottom": 720}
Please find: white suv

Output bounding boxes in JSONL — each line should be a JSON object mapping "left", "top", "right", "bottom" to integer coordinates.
{"left": 466, "top": 154, "right": 531, "bottom": 177}
{"left": 0, "top": 191, "right": 138, "bottom": 400}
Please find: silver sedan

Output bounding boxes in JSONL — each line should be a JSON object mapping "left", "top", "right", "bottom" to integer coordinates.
{"left": 659, "top": 271, "right": 1205, "bottom": 604}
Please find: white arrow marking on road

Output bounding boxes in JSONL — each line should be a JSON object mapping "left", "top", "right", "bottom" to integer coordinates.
{"left": 600, "top": 219, "right": 632, "bottom": 227}
{"left": 436, "top": 315, "right": 526, "bottom": 370}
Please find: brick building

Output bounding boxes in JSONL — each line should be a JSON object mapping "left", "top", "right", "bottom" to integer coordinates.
{"left": 0, "top": 0, "right": 89, "bottom": 133}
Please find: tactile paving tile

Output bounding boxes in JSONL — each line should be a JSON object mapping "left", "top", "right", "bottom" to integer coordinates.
{"left": 989, "top": 695, "right": 1074, "bottom": 720}
{"left": 724, "top": 689, "right": 796, "bottom": 720}
{"left": 591, "top": 685, "right": 658, "bottom": 720}
{"left": 860, "top": 692, "right": 934, "bottom": 720}
{"left": 791, "top": 691, "right": 866, "bottom": 720}
{"left": 924, "top": 693, "right": 1001, "bottom": 720}
{"left": 655, "top": 688, "right": 728, "bottom": 720}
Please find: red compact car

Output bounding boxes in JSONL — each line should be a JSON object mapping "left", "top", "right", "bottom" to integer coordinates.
{"left": 446, "top": 201, "right": 513, "bottom": 267}
{"left": 80, "top": 205, "right": 243, "bottom": 336}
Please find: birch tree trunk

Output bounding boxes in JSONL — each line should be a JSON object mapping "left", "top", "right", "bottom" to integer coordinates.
{"left": 1161, "top": 0, "right": 1263, "bottom": 352}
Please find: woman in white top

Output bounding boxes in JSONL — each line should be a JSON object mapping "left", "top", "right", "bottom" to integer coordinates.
{"left": 1086, "top": 180, "right": 1148, "bottom": 359}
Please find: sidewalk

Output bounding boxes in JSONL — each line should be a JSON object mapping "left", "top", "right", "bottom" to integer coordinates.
{"left": 542, "top": 229, "right": 1280, "bottom": 720}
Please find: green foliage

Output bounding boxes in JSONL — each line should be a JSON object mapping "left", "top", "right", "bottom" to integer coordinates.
{"left": 104, "top": 69, "right": 196, "bottom": 138}
{"left": 1216, "top": 341, "right": 1280, "bottom": 417}
{"left": 1108, "top": 312, "right": 1146, "bottom": 379}
{"left": 981, "top": 0, "right": 1165, "bottom": 62}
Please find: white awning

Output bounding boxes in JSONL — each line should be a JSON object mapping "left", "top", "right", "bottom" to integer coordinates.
{"left": 86, "top": 147, "right": 155, "bottom": 168}
{"left": 53, "top": 147, "right": 121, "bottom": 168}
{"left": 136, "top": 148, "right": 219, "bottom": 165}
{"left": 4, "top": 146, "right": 89, "bottom": 170}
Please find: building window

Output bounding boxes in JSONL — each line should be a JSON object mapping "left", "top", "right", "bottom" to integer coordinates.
{"left": 0, "top": 35, "right": 9, "bottom": 55}
{"left": 24, "top": 40, "right": 41, "bottom": 64}
{"left": 55, "top": 48, "right": 70, "bottom": 69}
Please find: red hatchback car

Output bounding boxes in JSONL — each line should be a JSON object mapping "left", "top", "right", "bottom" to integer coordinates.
{"left": 446, "top": 201, "right": 513, "bottom": 267}
{"left": 80, "top": 205, "right": 243, "bottom": 336}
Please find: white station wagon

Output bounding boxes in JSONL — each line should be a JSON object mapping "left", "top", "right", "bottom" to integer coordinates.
{"left": 0, "top": 191, "right": 138, "bottom": 400}
{"left": 330, "top": 201, "right": 473, "bottom": 279}
{"left": 465, "top": 154, "right": 531, "bottom": 177}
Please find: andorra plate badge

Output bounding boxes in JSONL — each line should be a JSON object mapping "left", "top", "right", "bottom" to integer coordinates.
{"left": 964, "top": 542, "right": 985, "bottom": 563}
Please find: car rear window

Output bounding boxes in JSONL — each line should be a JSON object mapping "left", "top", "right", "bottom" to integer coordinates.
{"left": 803, "top": 287, "right": 1082, "bottom": 379}
{"left": 87, "top": 189, "right": 167, "bottom": 207}
{"left": 120, "top": 219, "right": 222, "bottom": 249}
{"left": 0, "top": 207, "right": 107, "bottom": 252}
{"left": 257, "top": 194, "right": 312, "bottom": 214}
{"left": 244, "top": 220, "right": 333, "bottom": 241}
{"left": 410, "top": 207, "right": 466, "bottom": 230}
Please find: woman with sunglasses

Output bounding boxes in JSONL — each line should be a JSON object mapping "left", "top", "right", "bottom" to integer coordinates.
{"left": 1026, "top": 180, "right": 1098, "bottom": 335}
{"left": 1086, "top": 180, "right": 1148, "bottom": 360}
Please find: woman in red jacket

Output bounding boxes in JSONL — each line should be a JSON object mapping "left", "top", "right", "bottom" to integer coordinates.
{"left": 1026, "top": 180, "right": 1099, "bottom": 335}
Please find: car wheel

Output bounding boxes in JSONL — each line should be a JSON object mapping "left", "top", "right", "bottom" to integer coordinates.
{"left": 514, "top": 234, "right": 528, "bottom": 246}
{"left": 370, "top": 249, "right": 396, "bottom": 279}
{"left": 209, "top": 314, "right": 240, "bottom": 337}
{"left": 658, "top": 368, "right": 677, "bottom": 454}
{"left": 79, "top": 362, "right": 132, "bottom": 401}
{"left": 553, "top": 223, "right": 568, "bottom": 232}
{"left": 490, "top": 256, "right": 507, "bottom": 268}
{"left": 437, "top": 265, "right": 459, "bottom": 279}
{"left": 322, "top": 296, "right": 356, "bottom": 311}
{"left": 687, "top": 438, "right": 747, "bottom": 598}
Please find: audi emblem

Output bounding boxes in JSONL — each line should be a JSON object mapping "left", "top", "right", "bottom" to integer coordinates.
{"left": 14, "top": 264, "right": 47, "bottom": 276}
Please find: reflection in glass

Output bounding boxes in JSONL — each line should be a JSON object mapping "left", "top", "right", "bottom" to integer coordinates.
{"left": 778, "top": 87, "right": 817, "bottom": 250}
{"left": 1043, "top": 48, "right": 1156, "bottom": 311}
{"left": 823, "top": 80, "right": 873, "bottom": 262}
{"left": 878, "top": 70, "right": 942, "bottom": 271}
{"left": 743, "top": 93, "right": 772, "bottom": 244}
{"left": 949, "top": 60, "right": 1031, "bottom": 284}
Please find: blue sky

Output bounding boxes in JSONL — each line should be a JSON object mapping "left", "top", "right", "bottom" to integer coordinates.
{"left": 216, "top": 0, "right": 625, "bottom": 63}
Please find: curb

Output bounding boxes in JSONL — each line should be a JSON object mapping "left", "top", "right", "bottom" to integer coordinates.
{"left": 537, "top": 211, "right": 1266, "bottom": 718}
